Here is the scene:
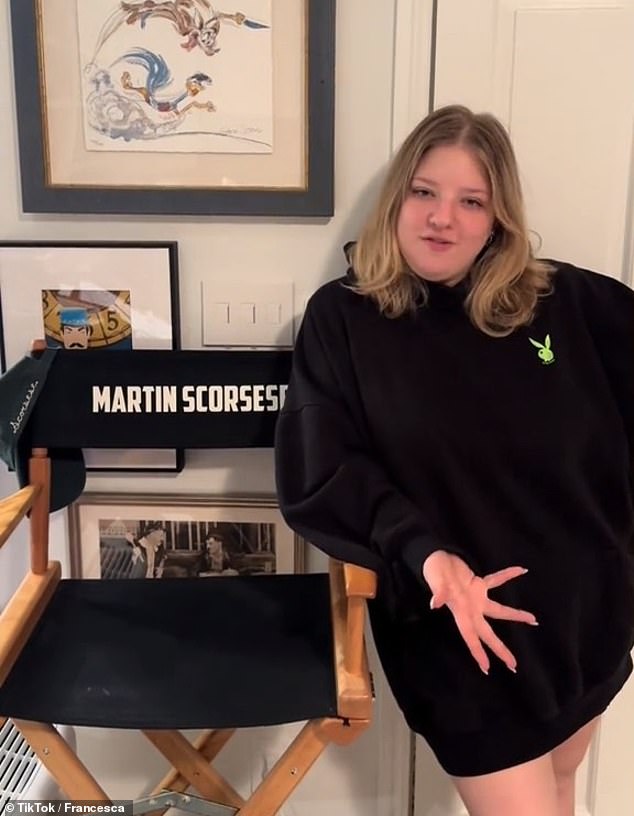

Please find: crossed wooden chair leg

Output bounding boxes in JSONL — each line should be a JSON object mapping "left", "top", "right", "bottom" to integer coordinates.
{"left": 12, "top": 719, "right": 109, "bottom": 800}
{"left": 9, "top": 718, "right": 370, "bottom": 816}
{"left": 146, "top": 728, "right": 237, "bottom": 816}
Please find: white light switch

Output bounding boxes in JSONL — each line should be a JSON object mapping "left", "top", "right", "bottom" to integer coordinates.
{"left": 201, "top": 280, "right": 294, "bottom": 347}
{"left": 209, "top": 302, "right": 229, "bottom": 324}
{"left": 236, "top": 302, "right": 255, "bottom": 324}
{"left": 265, "top": 303, "right": 281, "bottom": 325}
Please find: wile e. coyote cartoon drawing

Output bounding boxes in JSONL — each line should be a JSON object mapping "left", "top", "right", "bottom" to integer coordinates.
{"left": 93, "top": 0, "right": 269, "bottom": 58}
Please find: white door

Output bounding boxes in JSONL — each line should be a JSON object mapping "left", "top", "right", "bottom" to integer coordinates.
{"left": 408, "top": 1, "right": 634, "bottom": 813}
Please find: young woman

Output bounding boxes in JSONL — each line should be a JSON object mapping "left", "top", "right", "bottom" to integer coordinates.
{"left": 275, "top": 105, "right": 634, "bottom": 815}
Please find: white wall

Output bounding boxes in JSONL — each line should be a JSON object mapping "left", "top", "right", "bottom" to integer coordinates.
{"left": 0, "top": 2, "right": 414, "bottom": 814}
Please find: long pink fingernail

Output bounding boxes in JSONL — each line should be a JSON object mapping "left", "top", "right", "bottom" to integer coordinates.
{"left": 429, "top": 597, "right": 435, "bottom": 610}
{"left": 481, "top": 667, "right": 489, "bottom": 676}
{"left": 508, "top": 665, "right": 517, "bottom": 674}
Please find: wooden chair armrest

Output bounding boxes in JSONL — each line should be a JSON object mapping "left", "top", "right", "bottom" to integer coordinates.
{"left": 342, "top": 562, "right": 377, "bottom": 599}
{"left": 0, "top": 561, "right": 61, "bottom": 686}
{"left": 0, "top": 464, "right": 57, "bottom": 681}
{"left": 328, "top": 559, "right": 374, "bottom": 720}
{"left": 0, "top": 486, "right": 40, "bottom": 553}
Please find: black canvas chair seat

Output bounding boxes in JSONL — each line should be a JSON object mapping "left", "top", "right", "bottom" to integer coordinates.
{"left": 0, "top": 575, "right": 337, "bottom": 729}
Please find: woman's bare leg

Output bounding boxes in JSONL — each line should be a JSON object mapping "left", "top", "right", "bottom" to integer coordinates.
{"left": 452, "top": 753, "right": 560, "bottom": 816}
{"left": 551, "top": 717, "right": 600, "bottom": 816}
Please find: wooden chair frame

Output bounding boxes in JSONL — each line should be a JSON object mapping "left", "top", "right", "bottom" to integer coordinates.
{"left": 0, "top": 449, "right": 376, "bottom": 815}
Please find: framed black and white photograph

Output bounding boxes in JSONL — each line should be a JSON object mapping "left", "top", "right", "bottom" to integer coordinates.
{"left": 10, "top": 0, "right": 335, "bottom": 216}
{"left": 0, "top": 240, "right": 183, "bottom": 472}
{"left": 68, "top": 492, "right": 304, "bottom": 579}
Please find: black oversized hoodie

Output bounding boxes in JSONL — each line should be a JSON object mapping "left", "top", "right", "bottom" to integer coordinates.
{"left": 275, "top": 260, "right": 634, "bottom": 775}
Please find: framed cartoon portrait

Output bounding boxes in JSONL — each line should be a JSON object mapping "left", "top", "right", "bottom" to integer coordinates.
{"left": 0, "top": 240, "right": 183, "bottom": 472}
{"left": 9, "top": 0, "right": 335, "bottom": 216}
{"left": 68, "top": 492, "right": 304, "bottom": 579}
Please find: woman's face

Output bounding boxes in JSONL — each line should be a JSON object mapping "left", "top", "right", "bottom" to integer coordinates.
{"left": 396, "top": 144, "right": 495, "bottom": 286}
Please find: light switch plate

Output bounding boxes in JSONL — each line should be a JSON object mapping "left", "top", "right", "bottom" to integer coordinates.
{"left": 201, "top": 280, "right": 294, "bottom": 347}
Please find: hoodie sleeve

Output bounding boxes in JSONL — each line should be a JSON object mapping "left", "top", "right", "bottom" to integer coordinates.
{"left": 275, "top": 286, "right": 461, "bottom": 584}
{"left": 582, "top": 269, "right": 634, "bottom": 454}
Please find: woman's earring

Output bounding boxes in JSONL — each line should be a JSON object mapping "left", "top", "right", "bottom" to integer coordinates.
{"left": 485, "top": 230, "right": 496, "bottom": 248}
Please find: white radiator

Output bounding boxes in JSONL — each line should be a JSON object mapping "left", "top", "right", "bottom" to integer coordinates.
{"left": 0, "top": 719, "right": 76, "bottom": 808}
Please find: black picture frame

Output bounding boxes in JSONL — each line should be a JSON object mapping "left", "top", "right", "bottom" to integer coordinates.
{"left": 0, "top": 240, "right": 184, "bottom": 473}
{"left": 9, "top": 0, "right": 335, "bottom": 217}
{"left": 68, "top": 493, "right": 304, "bottom": 579}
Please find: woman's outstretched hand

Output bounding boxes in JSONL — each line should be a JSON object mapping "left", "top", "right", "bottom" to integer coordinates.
{"left": 422, "top": 550, "right": 537, "bottom": 675}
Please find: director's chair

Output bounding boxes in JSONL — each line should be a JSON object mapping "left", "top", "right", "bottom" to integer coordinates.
{"left": 0, "top": 449, "right": 375, "bottom": 815}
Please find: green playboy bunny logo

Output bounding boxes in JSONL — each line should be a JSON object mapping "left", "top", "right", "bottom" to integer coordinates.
{"left": 528, "top": 334, "right": 555, "bottom": 365}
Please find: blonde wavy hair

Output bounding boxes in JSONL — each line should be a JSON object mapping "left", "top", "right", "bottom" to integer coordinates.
{"left": 351, "top": 105, "right": 554, "bottom": 336}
